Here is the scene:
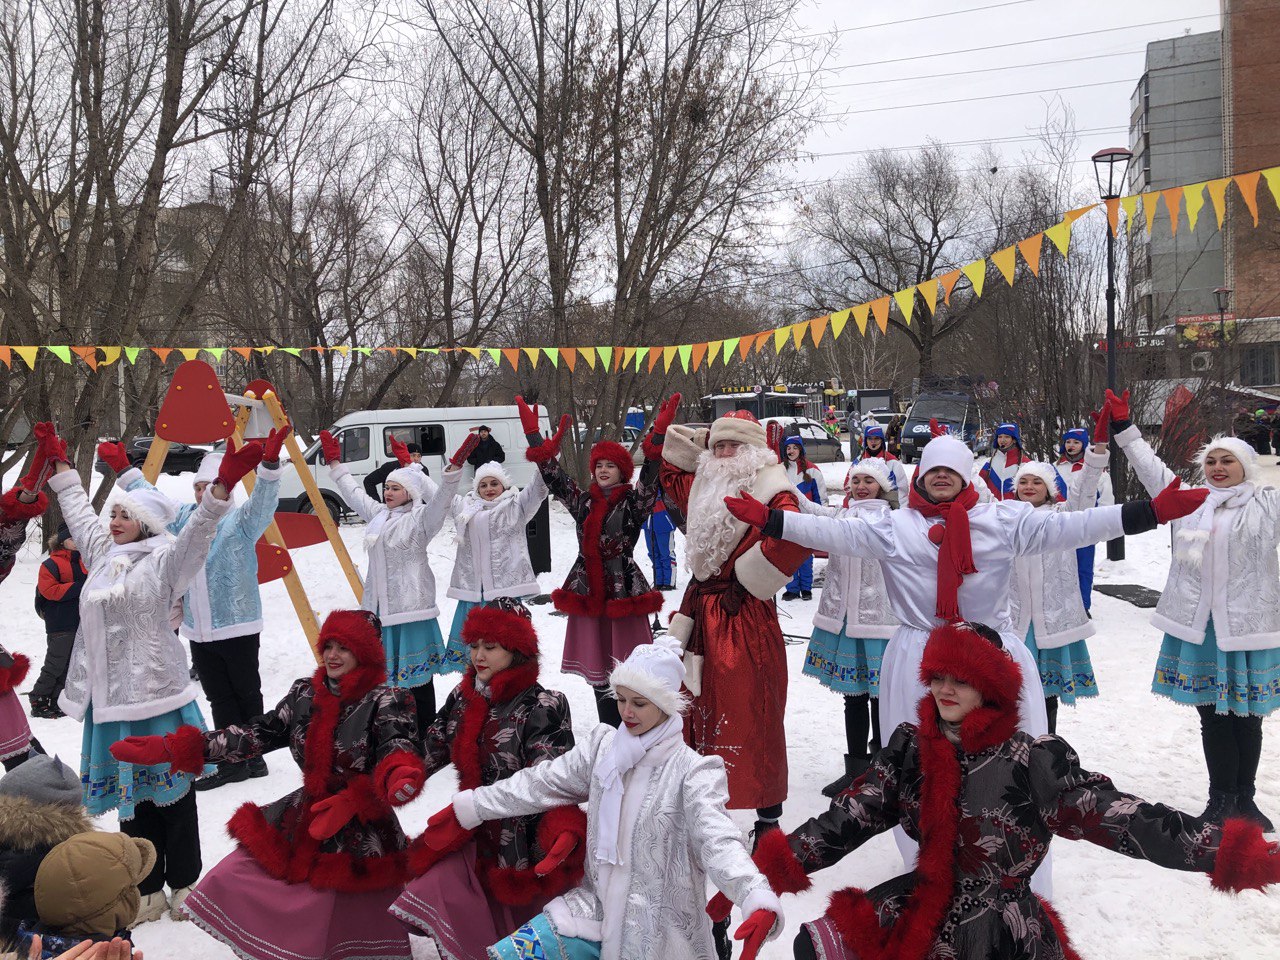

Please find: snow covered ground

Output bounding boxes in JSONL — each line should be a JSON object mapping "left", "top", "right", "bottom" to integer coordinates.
{"left": 7, "top": 457, "right": 1279, "bottom": 959}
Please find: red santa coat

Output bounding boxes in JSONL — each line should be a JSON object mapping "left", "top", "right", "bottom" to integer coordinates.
{"left": 660, "top": 427, "right": 808, "bottom": 809}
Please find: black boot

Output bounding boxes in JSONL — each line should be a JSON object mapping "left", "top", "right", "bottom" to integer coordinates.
{"left": 194, "top": 762, "right": 250, "bottom": 792}
{"left": 1200, "top": 788, "right": 1239, "bottom": 824}
{"left": 1236, "top": 787, "right": 1275, "bottom": 833}
{"left": 821, "top": 754, "right": 869, "bottom": 799}
{"left": 712, "top": 918, "right": 733, "bottom": 960}
{"left": 749, "top": 817, "right": 781, "bottom": 855}
{"left": 247, "top": 756, "right": 269, "bottom": 779}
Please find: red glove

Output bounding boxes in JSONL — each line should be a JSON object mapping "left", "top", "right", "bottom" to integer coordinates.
{"left": 652, "top": 393, "right": 682, "bottom": 436}
{"left": 262, "top": 425, "right": 291, "bottom": 463}
{"left": 308, "top": 792, "right": 361, "bottom": 841}
{"left": 1106, "top": 388, "right": 1131, "bottom": 424}
{"left": 217, "top": 441, "right": 264, "bottom": 491}
{"left": 97, "top": 441, "right": 132, "bottom": 474}
{"left": 109, "top": 736, "right": 171, "bottom": 767}
{"left": 450, "top": 433, "right": 481, "bottom": 468}
{"left": 724, "top": 490, "right": 769, "bottom": 529}
{"left": 423, "top": 803, "right": 473, "bottom": 851}
{"left": 320, "top": 430, "right": 341, "bottom": 464}
{"left": 22, "top": 423, "right": 67, "bottom": 490}
{"left": 1089, "top": 401, "right": 1111, "bottom": 445}
{"left": 706, "top": 891, "right": 733, "bottom": 923}
{"left": 385, "top": 764, "right": 425, "bottom": 805}
{"left": 534, "top": 832, "right": 578, "bottom": 876}
{"left": 735, "top": 909, "right": 776, "bottom": 960}
{"left": 1151, "top": 477, "right": 1210, "bottom": 524}
{"left": 391, "top": 437, "right": 412, "bottom": 466}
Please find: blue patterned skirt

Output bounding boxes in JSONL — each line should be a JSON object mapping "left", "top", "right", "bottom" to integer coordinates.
{"left": 1152, "top": 617, "right": 1280, "bottom": 717}
{"left": 803, "top": 621, "right": 886, "bottom": 696}
{"left": 383, "top": 618, "right": 451, "bottom": 689}
{"left": 442, "top": 600, "right": 480, "bottom": 675}
{"left": 81, "top": 701, "right": 213, "bottom": 819}
{"left": 1023, "top": 626, "right": 1098, "bottom": 704}
{"left": 488, "top": 912, "right": 600, "bottom": 960}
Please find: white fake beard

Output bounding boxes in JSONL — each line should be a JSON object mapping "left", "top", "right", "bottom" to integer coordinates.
{"left": 684, "top": 444, "right": 778, "bottom": 581}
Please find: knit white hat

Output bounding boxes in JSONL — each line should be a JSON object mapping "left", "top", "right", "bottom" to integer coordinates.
{"left": 846, "top": 457, "right": 894, "bottom": 493}
{"left": 708, "top": 410, "right": 767, "bottom": 450}
{"left": 1197, "top": 436, "right": 1260, "bottom": 483}
{"left": 193, "top": 452, "right": 222, "bottom": 487}
{"left": 473, "top": 462, "right": 513, "bottom": 493}
{"left": 386, "top": 465, "right": 432, "bottom": 503}
{"left": 1013, "top": 461, "right": 1059, "bottom": 499}
{"left": 917, "top": 435, "right": 974, "bottom": 480}
{"left": 609, "top": 635, "right": 689, "bottom": 718}
{"left": 106, "top": 487, "right": 177, "bottom": 537}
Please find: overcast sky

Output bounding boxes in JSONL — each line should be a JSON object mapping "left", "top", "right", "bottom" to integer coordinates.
{"left": 790, "top": 0, "right": 1222, "bottom": 191}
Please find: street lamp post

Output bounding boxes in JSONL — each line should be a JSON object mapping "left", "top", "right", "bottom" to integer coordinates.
{"left": 1092, "top": 147, "right": 1133, "bottom": 562}
{"left": 1214, "top": 286, "right": 1232, "bottom": 345}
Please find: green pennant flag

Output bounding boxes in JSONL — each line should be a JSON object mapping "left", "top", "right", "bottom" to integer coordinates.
{"left": 422, "top": 348, "right": 440, "bottom": 355}
{"left": 596, "top": 347, "right": 613, "bottom": 370}
{"left": 47, "top": 346, "right": 72, "bottom": 363}
{"left": 279, "top": 347, "right": 303, "bottom": 358}
{"left": 633, "top": 347, "right": 648, "bottom": 371}
{"left": 543, "top": 347, "right": 559, "bottom": 367}
{"left": 124, "top": 347, "right": 142, "bottom": 365}
{"left": 677, "top": 344, "right": 692, "bottom": 373}
{"left": 353, "top": 347, "right": 374, "bottom": 357}
{"left": 722, "top": 338, "right": 740, "bottom": 364}
{"left": 205, "top": 347, "right": 227, "bottom": 361}
{"left": 485, "top": 348, "right": 502, "bottom": 365}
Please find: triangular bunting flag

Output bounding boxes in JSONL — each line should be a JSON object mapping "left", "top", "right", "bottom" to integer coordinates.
{"left": 939, "top": 270, "right": 961, "bottom": 305}
{"left": 870, "top": 297, "right": 890, "bottom": 333}
{"left": 14, "top": 346, "right": 38, "bottom": 369}
{"left": 690, "top": 342, "right": 708, "bottom": 371}
{"left": 663, "top": 346, "right": 678, "bottom": 371}
{"left": 892, "top": 288, "right": 915, "bottom": 325}
{"left": 255, "top": 346, "right": 276, "bottom": 355}
{"left": 809, "top": 316, "right": 829, "bottom": 346}
{"left": 352, "top": 347, "right": 374, "bottom": 357}
{"left": 706, "top": 341, "right": 722, "bottom": 367}
{"left": 723, "top": 337, "right": 740, "bottom": 363}
{"left": 648, "top": 347, "right": 662, "bottom": 373}
{"left": 852, "top": 304, "right": 870, "bottom": 335}
{"left": 462, "top": 347, "right": 481, "bottom": 360}
{"left": 1262, "top": 167, "right": 1280, "bottom": 213}
{"left": 991, "top": 246, "right": 1017, "bottom": 286}
{"left": 1044, "top": 221, "right": 1071, "bottom": 257}
{"left": 755, "top": 331, "right": 769, "bottom": 353}
{"left": 1017, "top": 234, "right": 1044, "bottom": 277}
{"left": 596, "top": 347, "right": 613, "bottom": 370}
{"left": 0, "top": 348, "right": 9, "bottom": 368}
{"left": 1235, "top": 171, "right": 1261, "bottom": 225}
{"left": 1104, "top": 198, "right": 1120, "bottom": 236}
{"left": 918, "top": 281, "right": 939, "bottom": 316}
{"left": 45, "top": 346, "right": 71, "bottom": 364}
{"left": 830, "top": 309, "right": 850, "bottom": 339}
{"left": 677, "top": 344, "right": 692, "bottom": 373}
{"left": 580, "top": 347, "right": 597, "bottom": 370}
{"left": 623, "top": 347, "right": 636, "bottom": 370}
{"left": 501, "top": 348, "right": 521, "bottom": 370}
{"left": 1142, "top": 192, "right": 1160, "bottom": 235}
{"left": 1161, "top": 187, "right": 1183, "bottom": 235}
{"left": 523, "top": 347, "right": 540, "bottom": 368}
{"left": 1064, "top": 204, "right": 1096, "bottom": 224}
{"left": 790, "top": 323, "right": 807, "bottom": 351}
{"left": 1183, "top": 183, "right": 1206, "bottom": 233}
{"left": 231, "top": 347, "right": 252, "bottom": 360}
{"left": 485, "top": 348, "right": 502, "bottom": 365}
{"left": 773, "top": 327, "right": 789, "bottom": 353}
{"left": 543, "top": 347, "right": 559, "bottom": 367}
{"left": 204, "top": 347, "right": 227, "bottom": 361}
{"left": 124, "top": 347, "right": 142, "bottom": 365}
{"left": 561, "top": 347, "right": 576, "bottom": 372}
{"left": 397, "top": 347, "right": 418, "bottom": 359}
{"left": 737, "top": 336, "right": 754, "bottom": 360}
{"left": 1120, "top": 195, "right": 1140, "bottom": 234}
{"left": 178, "top": 348, "right": 200, "bottom": 361}
{"left": 1206, "top": 178, "right": 1230, "bottom": 228}
{"left": 151, "top": 347, "right": 173, "bottom": 363}
{"left": 71, "top": 346, "right": 97, "bottom": 370}
{"left": 633, "top": 347, "right": 649, "bottom": 371}
{"left": 278, "top": 347, "right": 302, "bottom": 358}
{"left": 101, "top": 346, "right": 121, "bottom": 366}
{"left": 961, "top": 260, "right": 986, "bottom": 298}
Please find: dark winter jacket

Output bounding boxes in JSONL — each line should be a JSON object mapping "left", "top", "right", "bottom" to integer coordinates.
{"left": 532, "top": 452, "right": 662, "bottom": 619}
{"left": 754, "top": 699, "right": 1265, "bottom": 960}
{"left": 363, "top": 460, "right": 430, "bottom": 500}
{"left": 179, "top": 668, "right": 426, "bottom": 892}
{"left": 413, "top": 660, "right": 587, "bottom": 905}
{"left": 35, "top": 550, "right": 87, "bottom": 635}
{"left": 467, "top": 436, "right": 507, "bottom": 469}
{"left": 0, "top": 795, "right": 94, "bottom": 940}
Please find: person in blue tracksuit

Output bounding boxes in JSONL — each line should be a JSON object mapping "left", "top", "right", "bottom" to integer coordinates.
{"left": 782, "top": 435, "right": 826, "bottom": 600}
{"left": 644, "top": 490, "right": 677, "bottom": 591}
{"left": 1057, "top": 426, "right": 1115, "bottom": 611}
{"left": 978, "top": 421, "right": 1067, "bottom": 503}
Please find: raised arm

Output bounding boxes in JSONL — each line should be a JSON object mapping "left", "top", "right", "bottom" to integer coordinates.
{"left": 513, "top": 466, "right": 549, "bottom": 523}
{"left": 48, "top": 470, "right": 113, "bottom": 571}
{"left": 659, "top": 422, "right": 710, "bottom": 522}
{"left": 331, "top": 465, "right": 385, "bottom": 523}
{"left": 413, "top": 464, "right": 461, "bottom": 541}
{"left": 227, "top": 427, "right": 290, "bottom": 542}
{"left": 1064, "top": 445, "right": 1107, "bottom": 513}
{"left": 155, "top": 470, "right": 233, "bottom": 596}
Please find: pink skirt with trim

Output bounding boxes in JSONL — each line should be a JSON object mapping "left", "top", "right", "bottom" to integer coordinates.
{"left": 561, "top": 614, "right": 653, "bottom": 685}
{"left": 0, "top": 691, "right": 32, "bottom": 761}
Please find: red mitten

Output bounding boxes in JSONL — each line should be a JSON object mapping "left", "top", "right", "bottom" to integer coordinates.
{"left": 706, "top": 891, "right": 733, "bottom": 923}
{"left": 385, "top": 764, "right": 425, "bottom": 805}
{"left": 97, "top": 441, "right": 132, "bottom": 474}
{"left": 735, "top": 909, "right": 777, "bottom": 960}
{"left": 1089, "top": 400, "right": 1111, "bottom": 445}
{"left": 652, "top": 393, "right": 682, "bottom": 436}
{"left": 319, "top": 430, "right": 341, "bottom": 464}
{"left": 1151, "top": 477, "right": 1210, "bottom": 524}
{"left": 109, "top": 736, "right": 171, "bottom": 767}
{"left": 308, "top": 792, "right": 361, "bottom": 841}
{"left": 724, "top": 490, "right": 769, "bottom": 529}
{"left": 22, "top": 423, "right": 67, "bottom": 491}
{"left": 262, "top": 425, "right": 291, "bottom": 463}
{"left": 217, "top": 441, "right": 265, "bottom": 491}
{"left": 423, "top": 803, "right": 474, "bottom": 851}
{"left": 449, "top": 433, "right": 481, "bottom": 468}
{"left": 0, "top": 653, "right": 30, "bottom": 695}
{"left": 534, "top": 832, "right": 578, "bottom": 876}
{"left": 1106, "top": 388, "right": 1131, "bottom": 424}
{"left": 390, "top": 437, "right": 412, "bottom": 467}
{"left": 516, "top": 396, "right": 541, "bottom": 436}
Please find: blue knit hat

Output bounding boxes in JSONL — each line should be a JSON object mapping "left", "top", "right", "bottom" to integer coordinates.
{"left": 783, "top": 434, "right": 804, "bottom": 455}
{"left": 1059, "top": 428, "right": 1089, "bottom": 456}
{"left": 994, "top": 422, "right": 1022, "bottom": 448}
{"left": 863, "top": 425, "right": 885, "bottom": 443}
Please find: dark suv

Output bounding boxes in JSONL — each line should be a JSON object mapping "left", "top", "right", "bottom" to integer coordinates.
{"left": 94, "top": 437, "right": 209, "bottom": 476}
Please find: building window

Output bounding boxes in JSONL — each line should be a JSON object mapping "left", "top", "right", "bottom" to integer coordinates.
{"left": 1240, "top": 346, "right": 1278, "bottom": 387}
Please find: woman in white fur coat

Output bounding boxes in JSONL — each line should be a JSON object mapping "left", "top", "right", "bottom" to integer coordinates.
{"left": 440, "top": 461, "right": 548, "bottom": 670}
{"left": 416, "top": 636, "right": 784, "bottom": 960}
{"left": 1104, "top": 388, "right": 1280, "bottom": 830}
{"left": 1007, "top": 456, "right": 1105, "bottom": 734}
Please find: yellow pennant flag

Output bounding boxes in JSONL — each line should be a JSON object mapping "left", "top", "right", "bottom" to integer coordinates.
{"left": 991, "top": 246, "right": 1017, "bottom": 286}
{"left": 1017, "top": 234, "right": 1044, "bottom": 277}
{"left": 790, "top": 323, "right": 807, "bottom": 351}
{"left": 621, "top": 347, "right": 635, "bottom": 369}
{"left": 400, "top": 347, "right": 419, "bottom": 359}
{"left": 178, "top": 348, "right": 200, "bottom": 361}
{"left": 869, "top": 297, "right": 890, "bottom": 334}
{"left": 523, "top": 347, "right": 541, "bottom": 368}
{"left": 809, "top": 316, "right": 829, "bottom": 346}
{"left": 1206, "top": 178, "right": 1231, "bottom": 228}
{"left": 830, "top": 309, "right": 851, "bottom": 339}
{"left": 1142, "top": 192, "right": 1160, "bottom": 235}
{"left": 852, "top": 304, "right": 871, "bottom": 335}
{"left": 1183, "top": 183, "right": 1206, "bottom": 233}
{"left": 1262, "top": 167, "right": 1280, "bottom": 213}
{"left": 462, "top": 347, "right": 482, "bottom": 360}
{"left": 706, "top": 341, "right": 722, "bottom": 367}
{"left": 14, "top": 346, "right": 39, "bottom": 368}
{"left": 100, "top": 346, "right": 122, "bottom": 366}
{"left": 580, "top": 347, "right": 597, "bottom": 370}
{"left": 892, "top": 288, "right": 915, "bottom": 326}
{"left": 918, "top": 280, "right": 939, "bottom": 316}
{"left": 1044, "top": 221, "right": 1072, "bottom": 257}
{"left": 663, "top": 346, "right": 678, "bottom": 371}
{"left": 773, "top": 327, "right": 789, "bottom": 353}
{"left": 961, "top": 260, "right": 986, "bottom": 298}
{"left": 1161, "top": 188, "right": 1183, "bottom": 235}
{"left": 1120, "top": 195, "right": 1140, "bottom": 234}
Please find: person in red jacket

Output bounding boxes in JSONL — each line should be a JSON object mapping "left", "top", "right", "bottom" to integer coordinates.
{"left": 31, "top": 525, "right": 87, "bottom": 719}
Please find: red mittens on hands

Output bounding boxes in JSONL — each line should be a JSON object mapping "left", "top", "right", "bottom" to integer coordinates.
{"left": 320, "top": 430, "right": 341, "bottom": 464}
{"left": 735, "top": 909, "right": 777, "bottom": 960}
{"left": 534, "top": 832, "right": 578, "bottom": 876}
{"left": 217, "top": 442, "right": 265, "bottom": 491}
{"left": 308, "top": 792, "right": 361, "bottom": 841}
{"left": 450, "top": 433, "right": 481, "bottom": 468}
{"left": 109, "top": 736, "right": 171, "bottom": 767}
{"left": 97, "top": 441, "right": 131, "bottom": 474}
{"left": 1089, "top": 401, "right": 1111, "bottom": 445}
{"left": 423, "top": 803, "right": 473, "bottom": 851}
{"left": 1151, "top": 477, "right": 1210, "bottom": 524}
{"left": 652, "top": 393, "right": 682, "bottom": 436}
{"left": 262, "top": 425, "right": 291, "bottom": 463}
{"left": 1105, "top": 388, "right": 1131, "bottom": 424}
{"left": 724, "top": 490, "right": 769, "bottom": 529}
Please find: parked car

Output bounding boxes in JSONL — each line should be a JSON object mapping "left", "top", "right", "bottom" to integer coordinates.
{"left": 760, "top": 416, "right": 845, "bottom": 463}
{"left": 94, "top": 437, "right": 210, "bottom": 476}
{"left": 898, "top": 391, "right": 982, "bottom": 463}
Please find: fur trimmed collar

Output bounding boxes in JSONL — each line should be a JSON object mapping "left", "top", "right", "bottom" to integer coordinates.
{"left": 450, "top": 661, "right": 542, "bottom": 791}
{"left": 0, "top": 794, "right": 93, "bottom": 850}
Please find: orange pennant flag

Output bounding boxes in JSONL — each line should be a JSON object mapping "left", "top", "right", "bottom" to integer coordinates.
{"left": 1161, "top": 188, "right": 1183, "bottom": 235}
{"left": 501, "top": 348, "right": 521, "bottom": 370}
{"left": 939, "top": 270, "right": 962, "bottom": 305}
{"left": 152, "top": 347, "right": 173, "bottom": 363}
{"left": 1235, "top": 171, "right": 1261, "bottom": 226}
{"left": 991, "top": 246, "right": 1017, "bottom": 286}
{"left": 1206, "top": 178, "right": 1231, "bottom": 228}
{"left": 648, "top": 347, "right": 662, "bottom": 373}
{"left": 228, "top": 347, "right": 251, "bottom": 360}
{"left": 852, "top": 304, "right": 870, "bottom": 335}
{"left": 1140, "top": 192, "right": 1159, "bottom": 235}
{"left": 561, "top": 347, "right": 577, "bottom": 372}
{"left": 809, "top": 316, "right": 829, "bottom": 346}
{"left": 1104, "top": 198, "right": 1120, "bottom": 236}
{"left": 918, "top": 280, "right": 939, "bottom": 315}
{"left": 790, "top": 323, "right": 807, "bottom": 351}
{"left": 738, "top": 335, "right": 754, "bottom": 360}
{"left": 755, "top": 332, "right": 769, "bottom": 353}
{"left": 1064, "top": 204, "right": 1096, "bottom": 224}
{"left": 1017, "top": 234, "right": 1044, "bottom": 277}
{"left": 71, "top": 346, "right": 98, "bottom": 370}
{"left": 690, "top": 342, "right": 708, "bottom": 371}
{"left": 0, "top": 347, "right": 9, "bottom": 368}
{"left": 870, "top": 297, "right": 890, "bottom": 334}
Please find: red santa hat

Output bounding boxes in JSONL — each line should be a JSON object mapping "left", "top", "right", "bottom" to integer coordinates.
{"left": 590, "top": 441, "right": 634, "bottom": 484}
{"left": 708, "top": 410, "right": 767, "bottom": 450}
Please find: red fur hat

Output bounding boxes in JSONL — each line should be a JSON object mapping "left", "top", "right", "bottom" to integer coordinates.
{"left": 590, "top": 440, "right": 634, "bottom": 484}
{"left": 918, "top": 621, "right": 1022, "bottom": 711}
{"left": 316, "top": 610, "right": 385, "bottom": 672}
{"left": 461, "top": 600, "right": 539, "bottom": 659}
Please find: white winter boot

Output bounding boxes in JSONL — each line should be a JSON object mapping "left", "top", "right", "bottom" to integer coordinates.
{"left": 134, "top": 890, "right": 169, "bottom": 924}
{"left": 169, "top": 884, "right": 195, "bottom": 921}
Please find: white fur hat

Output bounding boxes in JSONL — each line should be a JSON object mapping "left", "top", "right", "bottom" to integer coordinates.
{"left": 1013, "top": 461, "right": 1059, "bottom": 498}
{"left": 473, "top": 462, "right": 513, "bottom": 493}
{"left": 609, "top": 635, "right": 689, "bottom": 718}
{"left": 846, "top": 457, "right": 894, "bottom": 493}
{"left": 1197, "top": 436, "right": 1260, "bottom": 483}
{"left": 708, "top": 410, "right": 767, "bottom": 450}
{"left": 387, "top": 465, "right": 432, "bottom": 503}
{"left": 917, "top": 435, "right": 974, "bottom": 480}
{"left": 107, "top": 487, "right": 177, "bottom": 537}
{"left": 193, "top": 452, "right": 222, "bottom": 487}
